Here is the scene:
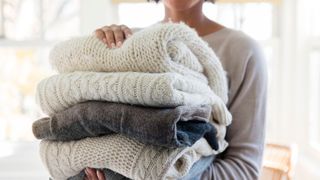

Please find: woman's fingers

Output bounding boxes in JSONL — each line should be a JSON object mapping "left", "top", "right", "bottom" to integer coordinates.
{"left": 93, "top": 24, "right": 132, "bottom": 48}
{"left": 102, "top": 26, "right": 116, "bottom": 48}
{"left": 85, "top": 168, "right": 99, "bottom": 180}
{"left": 120, "top": 25, "right": 133, "bottom": 39}
{"left": 97, "top": 170, "right": 106, "bottom": 180}
{"left": 112, "top": 25, "right": 125, "bottom": 47}
{"left": 94, "top": 29, "right": 106, "bottom": 43}
{"left": 85, "top": 168, "right": 106, "bottom": 180}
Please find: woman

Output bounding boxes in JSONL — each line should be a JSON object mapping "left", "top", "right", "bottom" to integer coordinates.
{"left": 85, "top": 0, "right": 267, "bottom": 179}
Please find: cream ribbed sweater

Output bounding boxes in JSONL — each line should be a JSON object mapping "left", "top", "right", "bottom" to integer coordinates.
{"left": 40, "top": 135, "right": 218, "bottom": 180}
{"left": 49, "top": 22, "right": 228, "bottom": 104}
{"left": 36, "top": 71, "right": 231, "bottom": 125}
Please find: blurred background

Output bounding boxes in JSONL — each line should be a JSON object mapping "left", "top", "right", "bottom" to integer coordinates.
{"left": 0, "top": 0, "right": 319, "bottom": 179}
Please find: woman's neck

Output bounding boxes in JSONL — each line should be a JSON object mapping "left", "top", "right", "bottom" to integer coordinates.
{"left": 162, "top": 2, "right": 224, "bottom": 36}
{"left": 162, "top": 1, "right": 205, "bottom": 29}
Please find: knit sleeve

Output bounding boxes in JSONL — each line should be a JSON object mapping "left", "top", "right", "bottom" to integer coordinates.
{"left": 201, "top": 40, "right": 268, "bottom": 179}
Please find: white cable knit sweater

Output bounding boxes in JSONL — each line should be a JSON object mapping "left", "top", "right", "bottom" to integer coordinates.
{"left": 49, "top": 22, "right": 229, "bottom": 104}
{"left": 40, "top": 135, "right": 217, "bottom": 180}
{"left": 36, "top": 71, "right": 231, "bottom": 125}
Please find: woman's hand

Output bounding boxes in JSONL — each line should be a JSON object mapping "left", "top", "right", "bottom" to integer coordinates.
{"left": 94, "top": 24, "right": 132, "bottom": 48}
{"left": 85, "top": 167, "right": 106, "bottom": 180}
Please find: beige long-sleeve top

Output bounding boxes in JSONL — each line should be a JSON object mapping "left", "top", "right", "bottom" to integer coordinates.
{"left": 200, "top": 28, "right": 268, "bottom": 179}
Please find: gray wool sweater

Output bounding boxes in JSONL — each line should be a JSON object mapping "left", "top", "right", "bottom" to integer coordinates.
{"left": 200, "top": 28, "right": 268, "bottom": 179}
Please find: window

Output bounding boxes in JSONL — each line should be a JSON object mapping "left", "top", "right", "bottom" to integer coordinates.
{"left": 0, "top": 0, "right": 80, "bottom": 141}
{"left": 306, "top": 0, "right": 320, "bottom": 149}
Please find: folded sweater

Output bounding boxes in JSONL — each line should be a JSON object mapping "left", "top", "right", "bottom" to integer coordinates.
{"left": 40, "top": 135, "right": 215, "bottom": 180}
{"left": 49, "top": 23, "right": 228, "bottom": 104}
{"left": 36, "top": 72, "right": 231, "bottom": 125}
{"left": 33, "top": 101, "right": 219, "bottom": 149}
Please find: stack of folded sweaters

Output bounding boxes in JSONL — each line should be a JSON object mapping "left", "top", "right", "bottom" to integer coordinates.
{"left": 32, "top": 22, "right": 232, "bottom": 180}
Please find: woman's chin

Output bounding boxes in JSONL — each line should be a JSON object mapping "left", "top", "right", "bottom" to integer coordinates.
{"left": 163, "top": 0, "right": 201, "bottom": 11}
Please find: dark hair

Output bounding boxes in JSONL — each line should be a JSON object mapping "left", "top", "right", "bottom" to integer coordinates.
{"left": 148, "top": 0, "right": 215, "bottom": 3}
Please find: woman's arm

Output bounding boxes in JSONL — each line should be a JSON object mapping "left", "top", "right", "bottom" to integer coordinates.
{"left": 201, "top": 45, "right": 268, "bottom": 179}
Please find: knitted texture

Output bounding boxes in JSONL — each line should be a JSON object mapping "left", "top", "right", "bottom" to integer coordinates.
{"left": 39, "top": 135, "right": 215, "bottom": 180}
{"left": 36, "top": 71, "right": 231, "bottom": 125}
{"left": 49, "top": 22, "right": 229, "bottom": 104}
